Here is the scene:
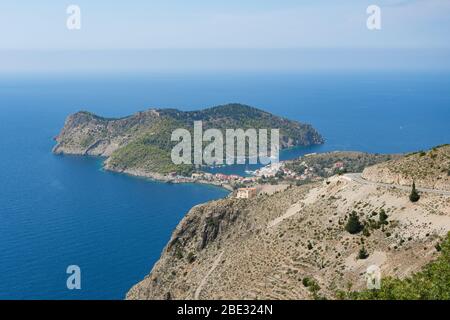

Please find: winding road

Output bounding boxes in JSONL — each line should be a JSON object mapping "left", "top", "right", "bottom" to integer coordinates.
{"left": 267, "top": 173, "right": 450, "bottom": 230}
{"left": 344, "top": 173, "right": 450, "bottom": 196}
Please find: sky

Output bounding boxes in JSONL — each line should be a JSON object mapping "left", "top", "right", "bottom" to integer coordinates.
{"left": 1, "top": 0, "right": 450, "bottom": 72}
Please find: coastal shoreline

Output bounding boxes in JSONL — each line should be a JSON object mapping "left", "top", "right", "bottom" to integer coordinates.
{"left": 103, "top": 162, "right": 235, "bottom": 192}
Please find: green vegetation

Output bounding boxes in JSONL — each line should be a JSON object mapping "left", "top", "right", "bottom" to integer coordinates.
{"left": 106, "top": 117, "right": 196, "bottom": 175}
{"left": 379, "top": 209, "right": 388, "bottom": 225}
{"left": 232, "top": 182, "right": 245, "bottom": 190}
{"left": 284, "top": 152, "right": 397, "bottom": 179}
{"left": 79, "top": 135, "right": 95, "bottom": 149}
{"left": 186, "top": 252, "right": 196, "bottom": 264}
{"left": 357, "top": 246, "right": 369, "bottom": 260}
{"left": 109, "top": 136, "right": 194, "bottom": 176}
{"left": 174, "top": 247, "right": 183, "bottom": 260}
{"left": 345, "top": 212, "right": 364, "bottom": 234}
{"left": 69, "top": 104, "right": 324, "bottom": 177}
{"left": 361, "top": 209, "right": 389, "bottom": 234}
{"left": 341, "top": 209, "right": 389, "bottom": 239}
{"left": 302, "top": 277, "right": 323, "bottom": 300}
{"left": 341, "top": 232, "right": 450, "bottom": 300}
{"left": 409, "top": 181, "right": 420, "bottom": 203}
{"left": 161, "top": 103, "right": 323, "bottom": 148}
{"left": 302, "top": 277, "right": 313, "bottom": 287}
{"left": 362, "top": 226, "right": 371, "bottom": 237}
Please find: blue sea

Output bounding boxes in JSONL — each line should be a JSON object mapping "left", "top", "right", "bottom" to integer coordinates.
{"left": 1, "top": 72, "right": 449, "bottom": 299}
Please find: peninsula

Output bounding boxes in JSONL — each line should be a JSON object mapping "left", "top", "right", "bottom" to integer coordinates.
{"left": 53, "top": 104, "right": 324, "bottom": 183}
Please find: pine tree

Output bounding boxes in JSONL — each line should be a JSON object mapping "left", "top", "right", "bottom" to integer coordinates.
{"left": 358, "top": 246, "right": 369, "bottom": 260}
{"left": 379, "top": 209, "right": 388, "bottom": 225}
{"left": 409, "top": 181, "right": 420, "bottom": 203}
{"left": 345, "top": 212, "right": 364, "bottom": 234}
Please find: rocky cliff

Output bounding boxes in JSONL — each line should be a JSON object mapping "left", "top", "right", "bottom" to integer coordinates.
{"left": 53, "top": 110, "right": 162, "bottom": 156}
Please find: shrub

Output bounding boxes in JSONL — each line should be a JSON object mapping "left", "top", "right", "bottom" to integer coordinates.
{"left": 296, "top": 180, "right": 308, "bottom": 186}
{"left": 308, "top": 280, "right": 322, "bottom": 300}
{"left": 409, "top": 181, "right": 420, "bottom": 203}
{"left": 302, "top": 277, "right": 322, "bottom": 299}
{"left": 186, "top": 252, "right": 196, "bottom": 263}
{"left": 345, "top": 212, "right": 364, "bottom": 234}
{"left": 302, "top": 277, "right": 312, "bottom": 287}
{"left": 174, "top": 247, "right": 183, "bottom": 259}
{"left": 358, "top": 246, "right": 369, "bottom": 260}
{"left": 379, "top": 209, "right": 388, "bottom": 225}
{"left": 362, "top": 226, "right": 371, "bottom": 237}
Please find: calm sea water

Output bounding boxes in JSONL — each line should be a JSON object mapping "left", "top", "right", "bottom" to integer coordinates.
{"left": 1, "top": 72, "right": 449, "bottom": 299}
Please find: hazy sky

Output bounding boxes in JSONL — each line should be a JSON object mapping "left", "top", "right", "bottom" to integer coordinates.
{"left": 1, "top": 0, "right": 450, "bottom": 72}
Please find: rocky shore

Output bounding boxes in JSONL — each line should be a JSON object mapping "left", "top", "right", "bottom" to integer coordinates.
{"left": 104, "top": 162, "right": 235, "bottom": 191}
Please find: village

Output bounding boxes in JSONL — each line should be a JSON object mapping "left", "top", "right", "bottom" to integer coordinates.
{"left": 164, "top": 153, "right": 349, "bottom": 199}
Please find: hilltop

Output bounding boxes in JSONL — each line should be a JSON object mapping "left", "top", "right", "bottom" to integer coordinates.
{"left": 284, "top": 151, "right": 400, "bottom": 180}
{"left": 127, "top": 145, "right": 450, "bottom": 300}
{"left": 363, "top": 144, "right": 450, "bottom": 191}
{"left": 53, "top": 104, "right": 323, "bottom": 178}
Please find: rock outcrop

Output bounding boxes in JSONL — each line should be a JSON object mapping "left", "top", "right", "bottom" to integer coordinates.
{"left": 53, "top": 110, "right": 161, "bottom": 156}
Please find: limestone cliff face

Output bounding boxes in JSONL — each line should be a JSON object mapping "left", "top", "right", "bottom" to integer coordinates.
{"left": 362, "top": 145, "right": 450, "bottom": 191}
{"left": 52, "top": 110, "right": 161, "bottom": 156}
{"left": 126, "top": 198, "right": 255, "bottom": 300}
